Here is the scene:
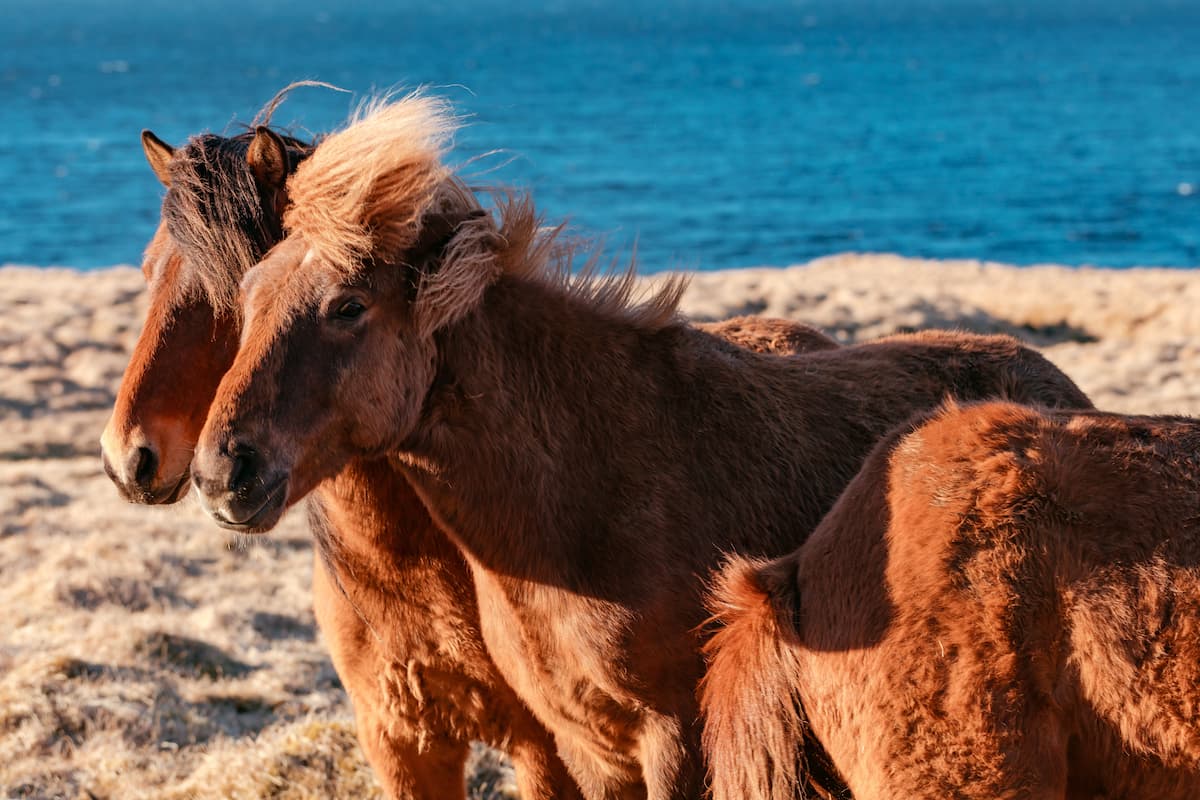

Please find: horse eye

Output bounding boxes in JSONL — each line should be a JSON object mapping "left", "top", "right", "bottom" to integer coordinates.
{"left": 334, "top": 299, "right": 366, "bottom": 321}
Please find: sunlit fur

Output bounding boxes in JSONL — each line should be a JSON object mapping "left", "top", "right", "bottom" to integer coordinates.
{"left": 703, "top": 401, "right": 1200, "bottom": 799}
{"left": 107, "top": 93, "right": 843, "bottom": 800}
{"left": 195, "top": 93, "right": 1096, "bottom": 798}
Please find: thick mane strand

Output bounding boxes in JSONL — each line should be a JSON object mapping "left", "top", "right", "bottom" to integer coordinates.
{"left": 162, "top": 126, "right": 314, "bottom": 314}
{"left": 284, "top": 92, "right": 459, "bottom": 273}
{"left": 164, "top": 136, "right": 264, "bottom": 313}
{"left": 492, "top": 192, "right": 689, "bottom": 332}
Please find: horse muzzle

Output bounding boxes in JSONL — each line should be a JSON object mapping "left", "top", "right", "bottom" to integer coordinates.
{"left": 191, "top": 441, "right": 290, "bottom": 533}
{"left": 100, "top": 436, "right": 191, "bottom": 505}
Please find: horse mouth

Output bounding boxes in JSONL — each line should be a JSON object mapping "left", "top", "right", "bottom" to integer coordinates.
{"left": 152, "top": 469, "right": 191, "bottom": 505}
{"left": 208, "top": 477, "right": 289, "bottom": 534}
{"left": 105, "top": 460, "right": 192, "bottom": 506}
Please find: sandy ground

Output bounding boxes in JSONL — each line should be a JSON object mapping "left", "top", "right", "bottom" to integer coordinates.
{"left": 2, "top": 254, "right": 1198, "bottom": 798}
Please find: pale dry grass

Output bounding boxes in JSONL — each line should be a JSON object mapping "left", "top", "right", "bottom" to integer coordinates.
{"left": 0, "top": 267, "right": 515, "bottom": 798}
{"left": 2, "top": 256, "right": 1198, "bottom": 798}
{"left": 0, "top": 452, "right": 384, "bottom": 799}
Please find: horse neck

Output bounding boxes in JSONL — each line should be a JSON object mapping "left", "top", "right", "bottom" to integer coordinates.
{"left": 310, "top": 457, "right": 462, "bottom": 595}
{"left": 397, "top": 275, "right": 735, "bottom": 587}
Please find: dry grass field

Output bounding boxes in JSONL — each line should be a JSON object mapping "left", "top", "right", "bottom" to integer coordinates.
{"left": 3, "top": 256, "right": 1198, "bottom": 798}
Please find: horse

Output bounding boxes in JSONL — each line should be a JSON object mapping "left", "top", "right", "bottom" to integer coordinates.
{"left": 187, "top": 93, "right": 1093, "bottom": 798}
{"left": 99, "top": 100, "right": 840, "bottom": 799}
{"left": 703, "top": 400, "right": 1200, "bottom": 799}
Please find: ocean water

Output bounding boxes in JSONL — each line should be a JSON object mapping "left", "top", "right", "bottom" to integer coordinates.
{"left": 3, "top": 0, "right": 1199, "bottom": 271}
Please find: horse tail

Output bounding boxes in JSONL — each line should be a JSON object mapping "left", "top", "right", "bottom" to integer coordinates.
{"left": 701, "top": 554, "right": 838, "bottom": 800}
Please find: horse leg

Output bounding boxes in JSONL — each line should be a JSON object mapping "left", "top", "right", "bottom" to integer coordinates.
{"left": 356, "top": 717, "right": 470, "bottom": 800}
{"left": 508, "top": 735, "right": 585, "bottom": 800}
{"left": 548, "top": 734, "right": 647, "bottom": 800}
{"left": 639, "top": 710, "right": 703, "bottom": 800}
{"left": 504, "top": 710, "right": 586, "bottom": 800}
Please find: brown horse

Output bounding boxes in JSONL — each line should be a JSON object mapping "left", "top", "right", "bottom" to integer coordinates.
{"left": 99, "top": 123, "right": 306, "bottom": 502}
{"left": 704, "top": 400, "right": 1200, "bottom": 799}
{"left": 100, "top": 102, "right": 840, "bottom": 799}
{"left": 189, "top": 95, "right": 1092, "bottom": 798}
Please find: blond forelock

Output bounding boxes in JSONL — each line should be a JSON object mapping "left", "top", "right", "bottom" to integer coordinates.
{"left": 283, "top": 92, "right": 458, "bottom": 273}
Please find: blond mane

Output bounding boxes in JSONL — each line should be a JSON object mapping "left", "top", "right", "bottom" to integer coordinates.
{"left": 284, "top": 92, "right": 688, "bottom": 334}
{"left": 284, "top": 92, "right": 459, "bottom": 270}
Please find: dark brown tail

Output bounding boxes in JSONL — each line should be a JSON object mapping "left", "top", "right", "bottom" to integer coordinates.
{"left": 701, "top": 555, "right": 841, "bottom": 800}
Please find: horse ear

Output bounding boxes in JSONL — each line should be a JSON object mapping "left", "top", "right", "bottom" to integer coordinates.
{"left": 247, "top": 126, "right": 290, "bottom": 191}
{"left": 141, "top": 130, "right": 175, "bottom": 187}
{"left": 408, "top": 209, "right": 487, "bottom": 267}
{"left": 412, "top": 210, "right": 501, "bottom": 339}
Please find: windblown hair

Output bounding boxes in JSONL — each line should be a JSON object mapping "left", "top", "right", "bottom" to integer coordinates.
{"left": 283, "top": 93, "right": 688, "bottom": 336}
{"left": 283, "top": 92, "right": 460, "bottom": 270}
{"left": 486, "top": 191, "right": 687, "bottom": 333}
{"left": 162, "top": 133, "right": 313, "bottom": 313}
{"left": 158, "top": 82, "right": 324, "bottom": 312}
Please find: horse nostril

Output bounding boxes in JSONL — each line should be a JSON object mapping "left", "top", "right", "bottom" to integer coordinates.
{"left": 132, "top": 446, "right": 158, "bottom": 490}
{"left": 227, "top": 446, "right": 259, "bottom": 494}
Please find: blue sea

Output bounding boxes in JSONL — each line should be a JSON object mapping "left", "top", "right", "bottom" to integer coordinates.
{"left": 3, "top": 0, "right": 1199, "bottom": 271}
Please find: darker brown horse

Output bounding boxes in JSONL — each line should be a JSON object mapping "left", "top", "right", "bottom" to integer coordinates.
{"left": 703, "top": 400, "right": 1200, "bottom": 799}
{"left": 189, "top": 95, "right": 1092, "bottom": 798}
{"left": 101, "top": 100, "right": 840, "bottom": 799}
{"left": 99, "top": 124, "right": 303, "bottom": 502}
